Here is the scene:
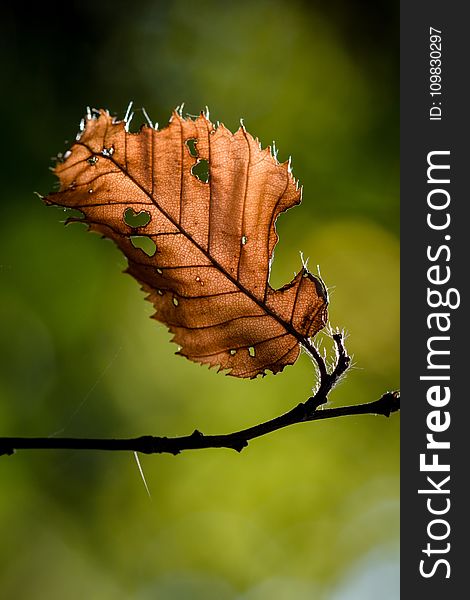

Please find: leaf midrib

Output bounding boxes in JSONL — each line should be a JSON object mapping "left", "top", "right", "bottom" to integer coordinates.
{"left": 78, "top": 139, "right": 324, "bottom": 373}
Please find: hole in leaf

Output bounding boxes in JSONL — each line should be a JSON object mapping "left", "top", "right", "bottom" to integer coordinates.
{"left": 185, "top": 138, "right": 198, "bottom": 158}
{"left": 191, "top": 159, "right": 210, "bottom": 183}
{"left": 87, "top": 156, "right": 99, "bottom": 165}
{"left": 248, "top": 346, "right": 256, "bottom": 357}
{"left": 156, "top": 268, "right": 163, "bottom": 274}
{"left": 101, "top": 146, "right": 114, "bottom": 157}
{"left": 241, "top": 235, "right": 248, "bottom": 245}
{"left": 173, "top": 296, "right": 179, "bottom": 306}
{"left": 124, "top": 207, "right": 151, "bottom": 228}
{"left": 230, "top": 349, "right": 237, "bottom": 356}
{"left": 130, "top": 235, "right": 156, "bottom": 257}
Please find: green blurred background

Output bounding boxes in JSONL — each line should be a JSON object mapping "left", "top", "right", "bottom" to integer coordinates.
{"left": 0, "top": 1, "right": 399, "bottom": 598}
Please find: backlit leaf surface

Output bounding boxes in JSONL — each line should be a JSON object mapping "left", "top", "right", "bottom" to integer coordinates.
{"left": 46, "top": 110, "right": 328, "bottom": 377}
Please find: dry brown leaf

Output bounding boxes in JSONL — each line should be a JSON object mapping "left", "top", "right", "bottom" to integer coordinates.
{"left": 45, "top": 109, "right": 328, "bottom": 378}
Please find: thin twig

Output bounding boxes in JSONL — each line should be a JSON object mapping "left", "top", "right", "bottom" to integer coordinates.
{"left": 0, "top": 393, "right": 399, "bottom": 456}
{"left": 0, "top": 334, "right": 399, "bottom": 457}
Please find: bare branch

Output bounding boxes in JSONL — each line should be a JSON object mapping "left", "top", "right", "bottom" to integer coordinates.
{"left": 0, "top": 334, "right": 399, "bottom": 458}
{"left": 0, "top": 393, "right": 399, "bottom": 457}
